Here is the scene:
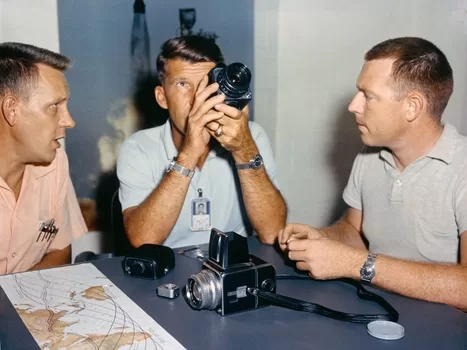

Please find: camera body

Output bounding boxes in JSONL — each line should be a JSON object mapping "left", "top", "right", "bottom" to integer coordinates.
{"left": 122, "top": 244, "right": 175, "bottom": 280}
{"left": 208, "top": 62, "right": 252, "bottom": 110}
{"left": 186, "top": 228, "right": 276, "bottom": 316}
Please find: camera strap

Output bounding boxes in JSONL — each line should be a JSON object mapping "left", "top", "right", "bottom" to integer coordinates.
{"left": 248, "top": 274, "right": 399, "bottom": 324}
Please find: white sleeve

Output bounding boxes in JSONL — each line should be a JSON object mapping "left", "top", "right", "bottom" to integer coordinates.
{"left": 116, "top": 138, "right": 159, "bottom": 211}
{"left": 342, "top": 149, "right": 367, "bottom": 211}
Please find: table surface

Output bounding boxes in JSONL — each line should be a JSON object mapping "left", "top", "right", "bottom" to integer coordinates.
{"left": 1, "top": 238, "right": 466, "bottom": 350}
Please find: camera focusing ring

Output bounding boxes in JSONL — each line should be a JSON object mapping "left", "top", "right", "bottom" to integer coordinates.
{"left": 186, "top": 269, "right": 221, "bottom": 310}
{"left": 217, "top": 63, "right": 251, "bottom": 98}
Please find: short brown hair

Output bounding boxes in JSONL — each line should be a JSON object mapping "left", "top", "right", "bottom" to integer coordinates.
{"left": 156, "top": 36, "right": 224, "bottom": 83}
{"left": 0, "top": 42, "right": 71, "bottom": 100}
{"left": 365, "top": 37, "right": 453, "bottom": 118}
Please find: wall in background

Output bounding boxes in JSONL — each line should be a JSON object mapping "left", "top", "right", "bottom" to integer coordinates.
{"left": 0, "top": 0, "right": 59, "bottom": 51}
{"left": 254, "top": 0, "right": 467, "bottom": 227}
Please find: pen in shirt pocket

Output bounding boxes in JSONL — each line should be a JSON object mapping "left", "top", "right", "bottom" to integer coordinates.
{"left": 36, "top": 219, "right": 59, "bottom": 243}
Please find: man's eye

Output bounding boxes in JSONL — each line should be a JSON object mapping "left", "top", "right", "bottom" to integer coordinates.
{"left": 50, "top": 104, "right": 58, "bottom": 109}
{"left": 176, "top": 82, "right": 186, "bottom": 87}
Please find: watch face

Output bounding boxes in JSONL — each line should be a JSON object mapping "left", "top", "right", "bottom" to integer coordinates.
{"left": 251, "top": 155, "right": 263, "bottom": 169}
{"left": 361, "top": 266, "right": 375, "bottom": 279}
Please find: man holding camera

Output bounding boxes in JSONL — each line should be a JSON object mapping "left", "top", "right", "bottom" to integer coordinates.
{"left": 280, "top": 37, "right": 467, "bottom": 310}
{"left": 117, "top": 36, "right": 287, "bottom": 248}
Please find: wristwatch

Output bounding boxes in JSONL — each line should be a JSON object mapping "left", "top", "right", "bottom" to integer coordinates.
{"left": 360, "top": 253, "right": 377, "bottom": 284}
{"left": 236, "top": 154, "right": 264, "bottom": 170}
{"left": 167, "top": 157, "right": 195, "bottom": 178}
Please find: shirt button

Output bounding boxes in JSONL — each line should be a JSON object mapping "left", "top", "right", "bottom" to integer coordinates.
{"left": 12, "top": 253, "right": 17, "bottom": 258}
{"left": 396, "top": 179, "right": 402, "bottom": 186}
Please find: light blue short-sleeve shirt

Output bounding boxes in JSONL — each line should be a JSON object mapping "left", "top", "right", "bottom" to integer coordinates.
{"left": 343, "top": 124, "right": 467, "bottom": 263}
{"left": 116, "top": 120, "right": 279, "bottom": 248}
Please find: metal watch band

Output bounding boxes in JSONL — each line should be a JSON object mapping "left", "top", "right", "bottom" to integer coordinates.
{"left": 167, "top": 158, "right": 195, "bottom": 179}
{"left": 360, "top": 253, "right": 377, "bottom": 284}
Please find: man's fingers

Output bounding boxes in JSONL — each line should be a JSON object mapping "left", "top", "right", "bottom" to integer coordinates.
{"left": 214, "top": 103, "right": 244, "bottom": 119}
{"left": 205, "top": 119, "right": 223, "bottom": 132}
{"left": 193, "top": 111, "right": 224, "bottom": 133}
{"left": 280, "top": 223, "right": 309, "bottom": 244}
{"left": 288, "top": 250, "right": 308, "bottom": 261}
{"left": 191, "top": 94, "right": 225, "bottom": 121}
{"left": 287, "top": 232, "right": 309, "bottom": 243}
{"left": 295, "top": 261, "right": 310, "bottom": 272}
{"left": 191, "top": 83, "right": 223, "bottom": 117}
{"left": 195, "top": 76, "right": 209, "bottom": 96}
{"left": 278, "top": 229, "right": 284, "bottom": 242}
{"left": 280, "top": 224, "right": 295, "bottom": 245}
{"left": 287, "top": 239, "right": 312, "bottom": 251}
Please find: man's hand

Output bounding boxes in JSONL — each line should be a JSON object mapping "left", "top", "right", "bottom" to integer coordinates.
{"left": 287, "top": 238, "right": 367, "bottom": 280}
{"left": 180, "top": 76, "right": 226, "bottom": 162}
{"left": 205, "top": 103, "right": 257, "bottom": 161}
{"left": 278, "top": 223, "right": 328, "bottom": 251}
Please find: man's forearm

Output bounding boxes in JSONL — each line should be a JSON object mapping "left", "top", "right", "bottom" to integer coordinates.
{"left": 345, "top": 252, "right": 467, "bottom": 309}
{"left": 29, "top": 246, "right": 71, "bottom": 271}
{"left": 321, "top": 217, "right": 366, "bottom": 249}
{"left": 125, "top": 171, "right": 191, "bottom": 247}
{"left": 236, "top": 168, "right": 287, "bottom": 244}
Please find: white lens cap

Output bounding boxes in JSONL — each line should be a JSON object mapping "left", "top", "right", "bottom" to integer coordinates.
{"left": 367, "top": 321, "right": 405, "bottom": 340}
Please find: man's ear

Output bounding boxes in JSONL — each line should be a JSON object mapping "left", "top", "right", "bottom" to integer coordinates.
{"left": 405, "top": 92, "right": 424, "bottom": 122}
{"left": 1, "top": 96, "right": 19, "bottom": 126}
{"left": 155, "top": 86, "right": 169, "bottom": 110}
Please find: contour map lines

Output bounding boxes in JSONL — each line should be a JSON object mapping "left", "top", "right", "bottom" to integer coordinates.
{"left": 0, "top": 263, "right": 186, "bottom": 350}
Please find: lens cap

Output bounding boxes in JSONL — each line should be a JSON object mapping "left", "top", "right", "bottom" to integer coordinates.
{"left": 367, "top": 320, "right": 405, "bottom": 340}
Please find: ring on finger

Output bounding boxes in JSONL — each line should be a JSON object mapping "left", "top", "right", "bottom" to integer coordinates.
{"left": 215, "top": 125, "right": 223, "bottom": 137}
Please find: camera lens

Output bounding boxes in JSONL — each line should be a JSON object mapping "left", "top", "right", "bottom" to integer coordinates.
{"left": 186, "top": 269, "right": 221, "bottom": 310}
{"left": 217, "top": 62, "right": 251, "bottom": 98}
{"left": 226, "top": 63, "right": 250, "bottom": 89}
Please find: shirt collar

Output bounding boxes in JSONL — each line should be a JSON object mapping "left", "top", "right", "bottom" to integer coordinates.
{"left": 162, "top": 119, "right": 227, "bottom": 161}
{"left": 379, "top": 123, "right": 459, "bottom": 167}
{"left": 31, "top": 160, "right": 57, "bottom": 179}
{"left": 424, "top": 123, "right": 458, "bottom": 164}
{"left": 0, "top": 159, "right": 56, "bottom": 191}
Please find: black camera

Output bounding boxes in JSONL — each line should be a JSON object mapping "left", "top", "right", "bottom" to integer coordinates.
{"left": 185, "top": 228, "right": 276, "bottom": 316}
{"left": 208, "top": 62, "right": 252, "bottom": 110}
{"left": 122, "top": 244, "right": 175, "bottom": 280}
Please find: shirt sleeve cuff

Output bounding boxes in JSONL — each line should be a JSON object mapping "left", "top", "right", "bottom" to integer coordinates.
{"left": 343, "top": 189, "right": 362, "bottom": 211}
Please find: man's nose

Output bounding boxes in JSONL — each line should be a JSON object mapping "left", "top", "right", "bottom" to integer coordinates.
{"left": 59, "top": 109, "right": 76, "bottom": 129}
{"left": 348, "top": 92, "right": 363, "bottom": 114}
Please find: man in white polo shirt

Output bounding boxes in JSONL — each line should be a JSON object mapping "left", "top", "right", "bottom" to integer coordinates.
{"left": 117, "top": 36, "right": 287, "bottom": 248}
{"left": 280, "top": 37, "right": 467, "bottom": 309}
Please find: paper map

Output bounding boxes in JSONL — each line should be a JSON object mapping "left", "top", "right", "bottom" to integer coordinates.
{"left": 0, "top": 263, "right": 186, "bottom": 350}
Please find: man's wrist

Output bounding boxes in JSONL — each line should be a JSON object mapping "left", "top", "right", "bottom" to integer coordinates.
{"left": 176, "top": 151, "right": 199, "bottom": 170}
{"left": 231, "top": 144, "right": 259, "bottom": 164}
{"left": 348, "top": 249, "right": 368, "bottom": 279}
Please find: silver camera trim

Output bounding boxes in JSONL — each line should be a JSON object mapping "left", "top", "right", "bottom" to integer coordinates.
{"left": 156, "top": 283, "right": 180, "bottom": 299}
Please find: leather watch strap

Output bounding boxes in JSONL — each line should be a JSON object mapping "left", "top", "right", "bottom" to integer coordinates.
{"left": 236, "top": 154, "right": 263, "bottom": 170}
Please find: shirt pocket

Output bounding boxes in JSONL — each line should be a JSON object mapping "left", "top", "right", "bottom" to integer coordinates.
{"left": 23, "top": 219, "right": 55, "bottom": 268}
{"left": 414, "top": 209, "right": 459, "bottom": 263}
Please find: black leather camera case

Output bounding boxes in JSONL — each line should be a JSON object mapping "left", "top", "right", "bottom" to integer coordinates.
{"left": 122, "top": 244, "right": 175, "bottom": 279}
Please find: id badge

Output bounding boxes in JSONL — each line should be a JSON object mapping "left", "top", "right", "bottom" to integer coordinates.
{"left": 190, "top": 189, "right": 211, "bottom": 231}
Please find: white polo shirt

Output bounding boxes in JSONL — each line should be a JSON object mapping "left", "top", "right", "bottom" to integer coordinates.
{"left": 117, "top": 120, "right": 279, "bottom": 248}
{"left": 343, "top": 124, "right": 467, "bottom": 263}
